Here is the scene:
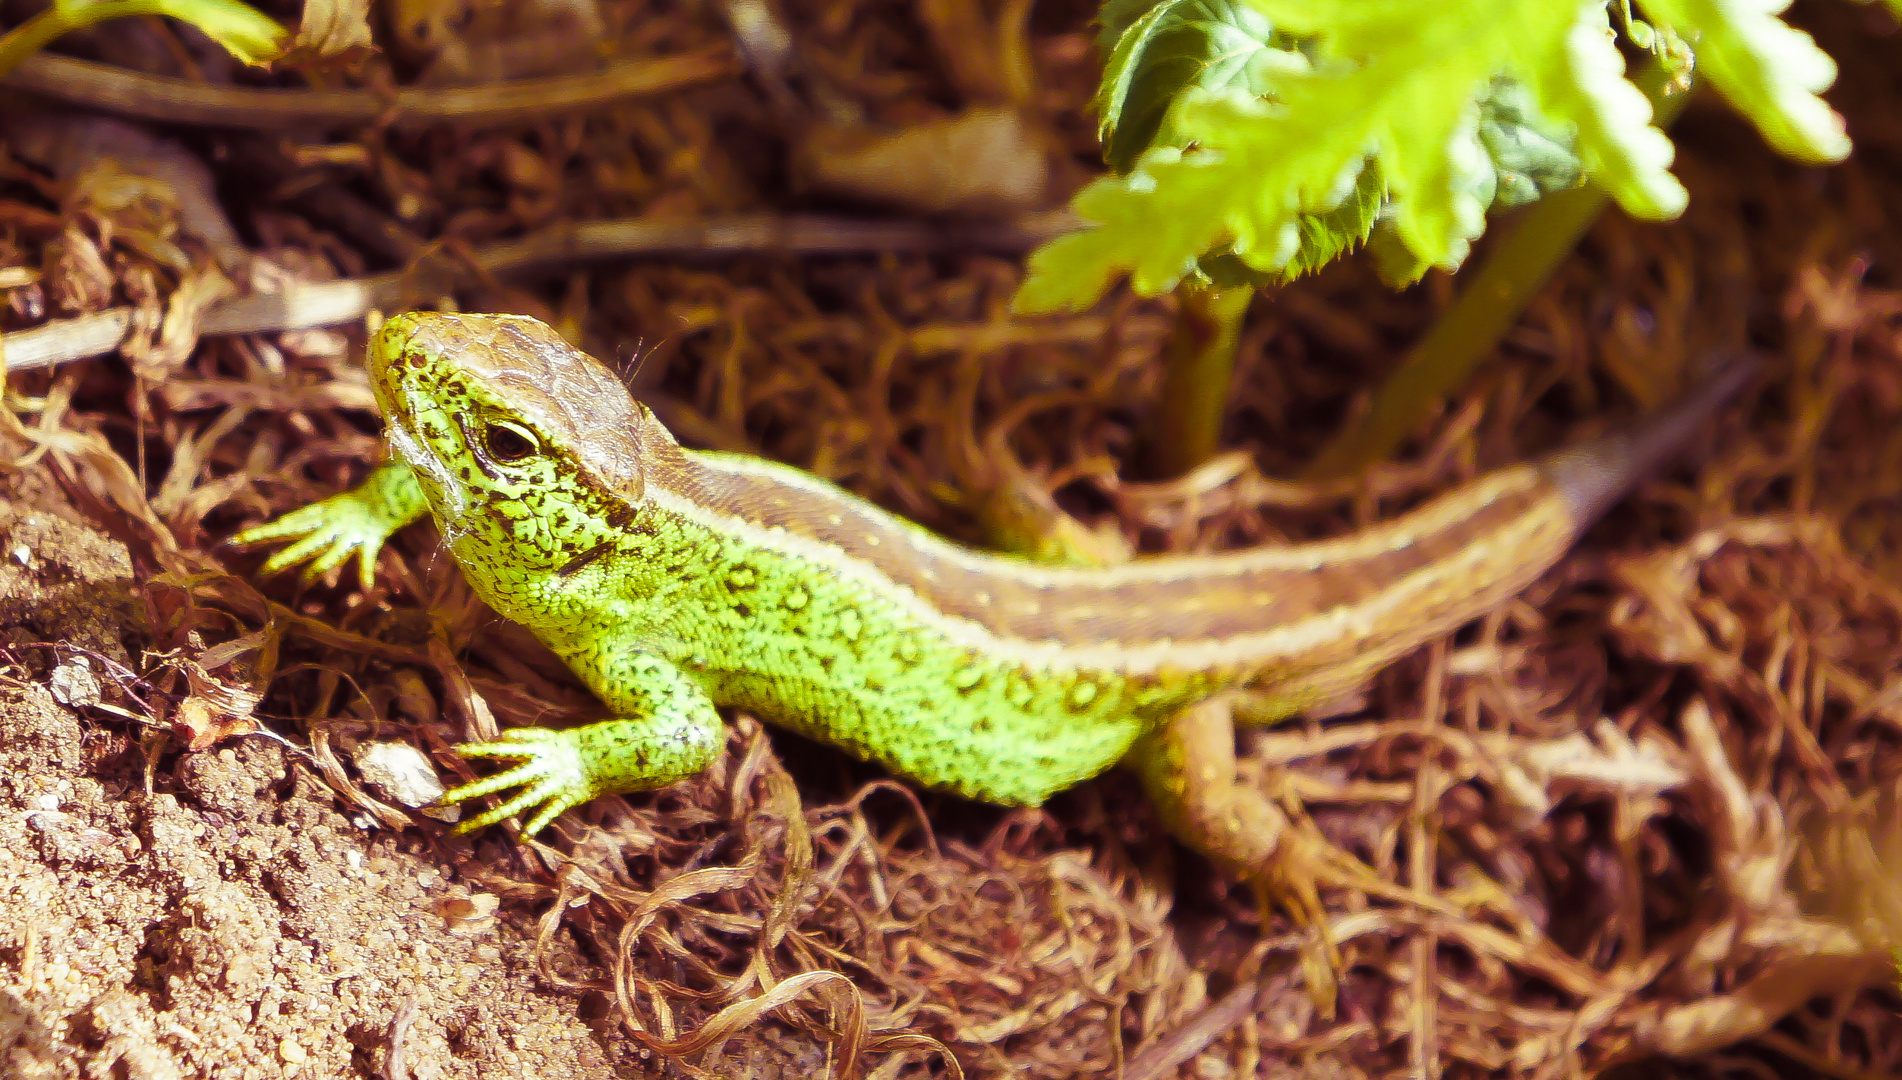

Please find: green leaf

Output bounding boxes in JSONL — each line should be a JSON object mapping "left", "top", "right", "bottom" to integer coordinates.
{"left": 1, "top": 0, "right": 284, "bottom": 79}
{"left": 1014, "top": 144, "right": 1215, "bottom": 313}
{"left": 1200, "top": 158, "right": 1385, "bottom": 287}
{"left": 1022, "top": 2, "right": 1555, "bottom": 311}
{"left": 1098, "top": 0, "right": 1165, "bottom": 47}
{"left": 1519, "top": 3, "right": 1683, "bottom": 219}
{"left": 1019, "top": 0, "right": 1847, "bottom": 313}
{"left": 1087, "top": 0, "right": 1380, "bottom": 291}
{"left": 1637, "top": 0, "right": 1848, "bottom": 163}
{"left": 47, "top": 0, "right": 286, "bottom": 65}
{"left": 1364, "top": 215, "right": 1430, "bottom": 287}
{"left": 1095, "top": 0, "right": 1306, "bottom": 171}
{"left": 1478, "top": 76, "right": 1582, "bottom": 210}
{"left": 150, "top": 0, "right": 286, "bottom": 64}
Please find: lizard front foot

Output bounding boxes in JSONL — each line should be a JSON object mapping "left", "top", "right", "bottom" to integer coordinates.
{"left": 441, "top": 727, "right": 598, "bottom": 836}
{"left": 232, "top": 463, "right": 427, "bottom": 590}
{"left": 441, "top": 701, "right": 727, "bottom": 838}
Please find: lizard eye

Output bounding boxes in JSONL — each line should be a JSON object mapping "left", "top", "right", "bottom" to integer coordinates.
{"left": 482, "top": 422, "right": 538, "bottom": 462}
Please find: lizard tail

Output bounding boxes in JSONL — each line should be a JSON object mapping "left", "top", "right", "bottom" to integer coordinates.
{"left": 1544, "top": 352, "right": 1761, "bottom": 528}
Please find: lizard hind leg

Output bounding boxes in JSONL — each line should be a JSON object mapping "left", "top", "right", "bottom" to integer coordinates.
{"left": 1129, "top": 694, "right": 1366, "bottom": 1009}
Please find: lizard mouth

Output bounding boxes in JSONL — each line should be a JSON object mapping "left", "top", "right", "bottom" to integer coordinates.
{"left": 388, "top": 409, "right": 474, "bottom": 525}
{"left": 369, "top": 366, "right": 479, "bottom": 527}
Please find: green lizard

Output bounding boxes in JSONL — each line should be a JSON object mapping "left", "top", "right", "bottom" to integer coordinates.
{"left": 236, "top": 311, "right": 1749, "bottom": 927}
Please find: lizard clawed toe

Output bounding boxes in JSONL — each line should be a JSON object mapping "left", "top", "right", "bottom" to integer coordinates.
{"left": 232, "top": 463, "right": 427, "bottom": 591}
{"left": 442, "top": 730, "right": 594, "bottom": 834}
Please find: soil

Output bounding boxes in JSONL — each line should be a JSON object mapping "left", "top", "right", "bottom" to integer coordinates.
{"left": 0, "top": 478, "right": 638, "bottom": 1080}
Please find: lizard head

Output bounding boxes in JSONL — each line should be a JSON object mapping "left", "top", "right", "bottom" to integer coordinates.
{"left": 367, "top": 310, "right": 675, "bottom": 585}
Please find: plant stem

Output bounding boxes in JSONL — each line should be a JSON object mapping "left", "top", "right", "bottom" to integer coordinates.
{"left": 1299, "top": 187, "right": 1606, "bottom": 480}
{"left": 1145, "top": 283, "right": 1251, "bottom": 478}
{"left": 1301, "top": 61, "right": 1690, "bottom": 481}
{"left": 0, "top": 10, "right": 73, "bottom": 79}
{"left": 0, "top": 0, "right": 285, "bottom": 78}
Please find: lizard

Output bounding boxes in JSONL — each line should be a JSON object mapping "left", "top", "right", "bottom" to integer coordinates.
{"left": 234, "top": 310, "right": 1751, "bottom": 943}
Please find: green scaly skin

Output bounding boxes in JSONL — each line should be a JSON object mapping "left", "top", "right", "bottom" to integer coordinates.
{"left": 235, "top": 311, "right": 1748, "bottom": 852}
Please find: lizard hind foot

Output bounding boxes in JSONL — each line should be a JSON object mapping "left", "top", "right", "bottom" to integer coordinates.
{"left": 443, "top": 727, "right": 595, "bottom": 835}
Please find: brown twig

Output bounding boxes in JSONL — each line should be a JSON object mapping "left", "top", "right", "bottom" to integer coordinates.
{"left": 0, "top": 212, "right": 1078, "bottom": 372}
{"left": 2, "top": 49, "right": 737, "bottom": 129}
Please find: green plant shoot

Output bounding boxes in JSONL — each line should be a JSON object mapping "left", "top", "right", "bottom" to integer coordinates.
{"left": 1016, "top": 0, "right": 1852, "bottom": 314}
{"left": 0, "top": 0, "right": 287, "bottom": 79}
